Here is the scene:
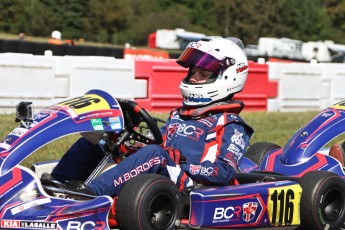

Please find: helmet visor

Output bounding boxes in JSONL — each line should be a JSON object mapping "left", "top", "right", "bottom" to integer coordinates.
{"left": 177, "top": 47, "right": 226, "bottom": 72}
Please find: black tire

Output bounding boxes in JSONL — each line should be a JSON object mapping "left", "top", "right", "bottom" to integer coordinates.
{"left": 245, "top": 142, "right": 281, "bottom": 166}
{"left": 299, "top": 171, "right": 345, "bottom": 230}
{"left": 116, "top": 174, "right": 182, "bottom": 230}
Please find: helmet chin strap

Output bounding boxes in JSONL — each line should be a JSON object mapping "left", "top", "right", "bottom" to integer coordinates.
{"left": 179, "top": 99, "right": 244, "bottom": 120}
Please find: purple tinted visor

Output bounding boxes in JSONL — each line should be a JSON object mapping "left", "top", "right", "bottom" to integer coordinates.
{"left": 177, "top": 47, "right": 227, "bottom": 72}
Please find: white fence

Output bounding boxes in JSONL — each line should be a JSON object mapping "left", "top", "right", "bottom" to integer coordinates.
{"left": 0, "top": 53, "right": 147, "bottom": 113}
{"left": 267, "top": 62, "right": 345, "bottom": 111}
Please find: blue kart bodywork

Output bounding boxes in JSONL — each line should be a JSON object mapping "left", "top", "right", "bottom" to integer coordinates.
{"left": 243, "top": 101, "right": 345, "bottom": 177}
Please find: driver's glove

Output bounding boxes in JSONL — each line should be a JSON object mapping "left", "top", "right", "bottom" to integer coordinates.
{"left": 166, "top": 148, "right": 186, "bottom": 165}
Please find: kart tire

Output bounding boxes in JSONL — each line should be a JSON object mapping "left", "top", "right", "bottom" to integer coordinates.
{"left": 245, "top": 142, "right": 281, "bottom": 166}
{"left": 116, "top": 174, "right": 182, "bottom": 230}
{"left": 299, "top": 170, "right": 345, "bottom": 230}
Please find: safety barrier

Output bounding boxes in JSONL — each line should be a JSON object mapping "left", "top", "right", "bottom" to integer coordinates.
{"left": 0, "top": 53, "right": 146, "bottom": 113}
{"left": 0, "top": 53, "right": 344, "bottom": 113}
{"left": 235, "top": 62, "right": 277, "bottom": 111}
{"left": 134, "top": 60, "right": 277, "bottom": 111}
{"left": 0, "top": 53, "right": 55, "bottom": 112}
{"left": 267, "top": 62, "right": 345, "bottom": 111}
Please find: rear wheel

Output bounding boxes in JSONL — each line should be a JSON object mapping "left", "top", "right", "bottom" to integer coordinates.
{"left": 299, "top": 171, "right": 345, "bottom": 230}
{"left": 116, "top": 174, "right": 182, "bottom": 230}
{"left": 245, "top": 142, "right": 281, "bottom": 166}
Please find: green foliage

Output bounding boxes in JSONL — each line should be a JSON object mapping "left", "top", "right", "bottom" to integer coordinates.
{"left": 0, "top": 0, "right": 344, "bottom": 46}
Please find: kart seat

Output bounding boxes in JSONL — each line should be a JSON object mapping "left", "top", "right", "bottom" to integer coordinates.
{"left": 329, "top": 142, "right": 345, "bottom": 167}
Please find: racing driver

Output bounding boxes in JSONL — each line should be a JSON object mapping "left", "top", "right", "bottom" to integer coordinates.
{"left": 51, "top": 36, "right": 254, "bottom": 197}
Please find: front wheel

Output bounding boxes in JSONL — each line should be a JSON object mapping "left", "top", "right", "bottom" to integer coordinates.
{"left": 299, "top": 170, "right": 345, "bottom": 230}
{"left": 116, "top": 174, "right": 182, "bottom": 230}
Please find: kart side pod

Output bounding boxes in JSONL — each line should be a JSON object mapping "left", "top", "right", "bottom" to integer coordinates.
{"left": 189, "top": 180, "right": 301, "bottom": 229}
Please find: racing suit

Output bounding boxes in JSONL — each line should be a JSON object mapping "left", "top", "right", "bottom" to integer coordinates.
{"left": 52, "top": 108, "right": 253, "bottom": 197}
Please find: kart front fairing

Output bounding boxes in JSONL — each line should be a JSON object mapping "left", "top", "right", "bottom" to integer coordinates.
{"left": 256, "top": 101, "right": 345, "bottom": 177}
{"left": 0, "top": 89, "right": 124, "bottom": 176}
{"left": 1, "top": 165, "right": 113, "bottom": 229}
{"left": 0, "top": 89, "right": 124, "bottom": 229}
{"left": 280, "top": 101, "right": 345, "bottom": 165}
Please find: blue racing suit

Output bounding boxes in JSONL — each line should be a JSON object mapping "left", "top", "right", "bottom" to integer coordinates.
{"left": 52, "top": 108, "right": 253, "bottom": 197}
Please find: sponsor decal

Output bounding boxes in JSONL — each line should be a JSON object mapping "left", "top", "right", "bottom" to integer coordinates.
{"left": 109, "top": 116, "right": 120, "bottom": 123}
{"left": 66, "top": 221, "right": 106, "bottom": 230}
{"left": 167, "top": 123, "right": 180, "bottom": 139}
{"left": 231, "top": 128, "right": 245, "bottom": 149}
{"left": 189, "top": 164, "right": 201, "bottom": 175}
{"left": 242, "top": 202, "right": 258, "bottom": 222}
{"left": 79, "top": 111, "right": 115, "bottom": 120}
{"left": 108, "top": 116, "right": 122, "bottom": 130}
{"left": 199, "top": 166, "right": 218, "bottom": 176}
{"left": 9, "top": 128, "right": 28, "bottom": 137}
{"left": 11, "top": 198, "right": 51, "bottom": 215}
{"left": 213, "top": 206, "right": 241, "bottom": 223}
{"left": 113, "top": 157, "right": 161, "bottom": 187}
{"left": 321, "top": 112, "right": 333, "bottom": 117}
{"left": 187, "top": 93, "right": 212, "bottom": 103}
{"left": 91, "top": 118, "right": 104, "bottom": 130}
{"left": 1, "top": 220, "right": 56, "bottom": 229}
{"left": 166, "top": 123, "right": 204, "bottom": 140}
{"left": 236, "top": 62, "right": 248, "bottom": 73}
{"left": 188, "top": 42, "right": 202, "bottom": 49}
{"left": 1, "top": 220, "right": 20, "bottom": 228}
{"left": 227, "top": 143, "right": 240, "bottom": 154}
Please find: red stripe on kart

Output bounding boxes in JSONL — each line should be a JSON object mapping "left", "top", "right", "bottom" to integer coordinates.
{"left": 296, "top": 154, "right": 328, "bottom": 177}
{"left": 0, "top": 151, "right": 10, "bottom": 158}
{"left": 0, "top": 167, "right": 22, "bottom": 194}
{"left": 266, "top": 149, "right": 282, "bottom": 171}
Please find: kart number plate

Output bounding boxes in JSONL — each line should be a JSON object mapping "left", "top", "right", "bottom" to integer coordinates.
{"left": 59, "top": 94, "right": 110, "bottom": 115}
{"left": 267, "top": 184, "right": 301, "bottom": 226}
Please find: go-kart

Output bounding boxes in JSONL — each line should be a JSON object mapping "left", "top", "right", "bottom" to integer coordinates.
{"left": 1, "top": 89, "right": 345, "bottom": 230}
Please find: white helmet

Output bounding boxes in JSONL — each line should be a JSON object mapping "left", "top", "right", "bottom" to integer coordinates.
{"left": 177, "top": 36, "right": 249, "bottom": 107}
{"left": 51, "top": 30, "right": 61, "bottom": 40}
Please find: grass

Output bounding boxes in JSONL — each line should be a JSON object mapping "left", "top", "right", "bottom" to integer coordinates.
{"left": 1, "top": 110, "right": 328, "bottom": 169}
{"left": 240, "top": 110, "right": 320, "bottom": 147}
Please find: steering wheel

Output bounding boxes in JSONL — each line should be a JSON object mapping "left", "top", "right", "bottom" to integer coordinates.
{"left": 115, "top": 99, "right": 163, "bottom": 148}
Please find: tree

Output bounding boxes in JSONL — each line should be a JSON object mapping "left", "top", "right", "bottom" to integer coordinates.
{"left": 0, "top": 0, "right": 345, "bottom": 46}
